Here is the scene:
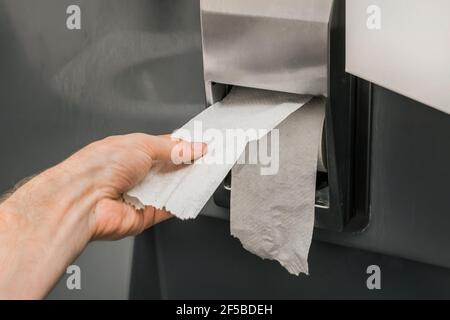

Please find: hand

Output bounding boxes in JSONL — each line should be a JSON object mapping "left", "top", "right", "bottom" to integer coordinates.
{"left": 0, "top": 133, "right": 206, "bottom": 299}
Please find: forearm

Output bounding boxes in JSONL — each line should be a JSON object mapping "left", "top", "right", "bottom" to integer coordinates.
{"left": 0, "top": 163, "right": 100, "bottom": 299}
{"left": 0, "top": 134, "right": 200, "bottom": 299}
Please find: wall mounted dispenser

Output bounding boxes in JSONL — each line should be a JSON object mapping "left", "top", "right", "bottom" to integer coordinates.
{"left": 201, "top": 0, "right": 372, "bottom": 232}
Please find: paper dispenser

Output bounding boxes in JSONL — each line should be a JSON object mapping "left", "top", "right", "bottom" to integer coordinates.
{"left": 201, "top": 0, "right": 372, "bottom": 232}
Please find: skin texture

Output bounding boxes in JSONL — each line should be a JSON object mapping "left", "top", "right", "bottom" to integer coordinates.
{"left": 0, "top": 133, "right": 206, "bottom": 299}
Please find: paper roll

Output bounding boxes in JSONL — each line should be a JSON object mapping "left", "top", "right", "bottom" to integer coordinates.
{"left": 125, "top": 87, "right": 324, "bottom": 275}
{"left": 317, "top": 115, "right": 328, "bottom": 173}
{"left": 230, "top": 97, "right": 326, "bottom": 275}
{"left": 126, "top": 87, "right": 312, "bottom": 219}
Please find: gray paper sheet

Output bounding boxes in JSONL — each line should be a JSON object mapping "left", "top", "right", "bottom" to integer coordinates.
{"left": 231, "top": 97, "right": 326, "bottom": 275}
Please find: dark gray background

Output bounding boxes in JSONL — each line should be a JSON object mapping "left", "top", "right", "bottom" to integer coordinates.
{"left": 1, "top": 0, "right": 450, "bottom": 299}
{"left": 0, "top": 0, "right": 204, "bottom": 299}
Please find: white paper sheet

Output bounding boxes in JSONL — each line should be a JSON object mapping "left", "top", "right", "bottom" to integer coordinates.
{"left": 125, "top": 87, "right": 312, "bottom": 219}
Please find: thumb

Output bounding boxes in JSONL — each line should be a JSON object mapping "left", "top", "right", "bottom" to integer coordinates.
{"left": 139, "top": 134, "right": 207, "bottom": 164}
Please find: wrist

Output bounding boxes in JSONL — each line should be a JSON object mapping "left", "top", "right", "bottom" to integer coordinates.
{"left": 0, "top": 200, "right": 44, "bottom": 299}
{"left": 0, "top": 165, "right": 101, "bottom": 298}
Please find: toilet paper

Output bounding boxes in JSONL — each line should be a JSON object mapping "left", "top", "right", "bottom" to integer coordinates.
{"left": 126, "top": 87, "right": 311, "bottom": 219}
{"left": 231, "top": 98, "right": 325, "bottom": 275}
{"left": 126, "top": 87, "right": 324, "bottom": 275}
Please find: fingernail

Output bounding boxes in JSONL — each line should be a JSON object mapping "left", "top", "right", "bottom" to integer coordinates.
{"left": 193, "top": 142, "right": 207, "bottom": 156}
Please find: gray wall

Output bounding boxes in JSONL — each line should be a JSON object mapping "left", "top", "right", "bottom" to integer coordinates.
{"left": 2, "top": 0, "right": 450, "bottom": 299}
{"left": 0, "top": 0, "right": 203, "bottom": 299}
{"left": 46, "top": 240, "right": 134, "bottom": 300}
{"left": 129, "top": 0, "right": 450, "bottom": 299}
{"left": 130, "top": 85, "right": 450, "bottom": 299}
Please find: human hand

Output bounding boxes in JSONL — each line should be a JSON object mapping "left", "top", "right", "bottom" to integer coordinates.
{"left": 0, "top": 133, "right": 206, "bottom": 299}
{"left": 65, "top": 133, "right": 206, "bottom": 240}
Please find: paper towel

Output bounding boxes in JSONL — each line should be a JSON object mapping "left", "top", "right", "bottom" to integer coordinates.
{"left": 126, "top": 87, "right": 312, "bottom": 219}
{"left": 230, "top": 97, "right": 326, "bottom": 275}
{"left": 125, "top": 87, "right": 325, "bottom": 275}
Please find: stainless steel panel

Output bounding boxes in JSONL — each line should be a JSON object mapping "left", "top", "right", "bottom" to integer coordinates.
{"left": 346, "top": 0, "right": 450, "bottom": 114}
{"left": 200, "top": 0, "right": 334, "bottom": 105}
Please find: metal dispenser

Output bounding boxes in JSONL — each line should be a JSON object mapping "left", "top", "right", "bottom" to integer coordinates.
{"left": 200, "top": 0, "right": 372, "bottom": 232}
